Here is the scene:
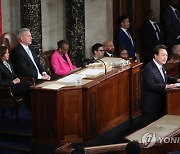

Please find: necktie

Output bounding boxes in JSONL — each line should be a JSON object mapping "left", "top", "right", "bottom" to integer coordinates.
{"left": 159, "top": 66, "right": 165, "bottom": 82}
{"left": 126, "top": 30, "right": 134, "bottom": 47}
{"left": 4, "top": 61, "right": 12, "bottom": 73}
{"left": 26, "top": 47, "right": 41, "bottom": 75}
{"left": 175, "top": 9, "right": 180, "bottom": 19}
{"left": 153, "top": 23, "right": 160, "bottom": 40}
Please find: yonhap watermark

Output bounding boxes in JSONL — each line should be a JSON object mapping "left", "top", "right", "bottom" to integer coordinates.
{"left": 141, "top": 132, "right": 180, "bottom": 148}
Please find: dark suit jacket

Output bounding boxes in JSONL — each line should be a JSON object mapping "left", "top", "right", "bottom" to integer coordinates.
{"left": 0, "top": 60, "right": 17, "bottom": 87}
{"left": 163, "top": 6, "right": 180, "bottom": 49}
{"left": 116, "top": 28, "right": 136, "bottom": 59}
{"left": 141, "top": 60, "right": 177, "bottom": 114}
{"left": 11, "top": 44, "right": 45, "bottom": 78}
{"left": 142, "top": 20, "right": 164, "bottom": 63}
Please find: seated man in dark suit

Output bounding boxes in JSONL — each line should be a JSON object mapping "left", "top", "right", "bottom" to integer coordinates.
{"left": 83, "top": 43, "right": 105, "bottom": 65}
{"left": 103, "top": 40, "right": 115, "bottom": 57}
{"left": 11, "top": 28, "right": 51, "bottom": 83}
{"left": 141, "top": 44, "right": 180, "bottom": 126}
{"left": 92, "top": 43, "right": 104, "bottom": 60}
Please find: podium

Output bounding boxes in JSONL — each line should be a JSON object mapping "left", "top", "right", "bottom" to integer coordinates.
{"left": 166, "top": 88, "right": 180, "bottom": 115}
{"left": 30, "top": 59, "right": 142, "bottom": 145}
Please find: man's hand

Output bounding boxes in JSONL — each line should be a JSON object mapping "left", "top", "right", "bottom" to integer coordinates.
{"left": 166, "top": 84, "right": 177, "bottom": 89}
{"left": 135, "top": 53, "right": 140, "bottom": 62}
{"left": 13, "top": 78, "right": 20, "bottom": 84}
{"left": 177, "top": 79, "right": 180, "bottom": 82}
{"left": 42, "top": 74, "right": 51, "bottom": 80}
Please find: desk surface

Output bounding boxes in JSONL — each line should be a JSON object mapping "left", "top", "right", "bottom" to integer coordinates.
{"left": 125, "top": 115, "right": 180, "bottom": 143}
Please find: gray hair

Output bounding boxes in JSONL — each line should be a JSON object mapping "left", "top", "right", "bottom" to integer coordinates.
{"left": 16, "top": 28, "right": 30, "bottom": 39}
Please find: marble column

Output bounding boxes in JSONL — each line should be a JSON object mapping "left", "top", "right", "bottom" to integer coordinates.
{"left": 20, "top": 0, "right": 42, "bottom": 53}
{"left": 65, "top": 0, "right": 85, "bottom": 67}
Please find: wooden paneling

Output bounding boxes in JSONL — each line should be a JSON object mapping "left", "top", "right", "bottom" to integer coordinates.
{"left": 166, "top": 88, "right": 180, "bottom": 115}
{"left": 164, "top": 63, "right": 180, "bottom": 77}
{"left": 31, "top": 88, "right": 84, "bottom": 144}
{"left": 129, "top": 62, "right": 143, "bottom": 117}
{"left": 31, "top": 63, "right": 142, "bottom": 145}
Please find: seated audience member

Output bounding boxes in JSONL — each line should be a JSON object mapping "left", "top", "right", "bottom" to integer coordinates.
{"left": 92, "top": 43, "right": 105, "bottom": 60}
{"left": 11, "top": 28, "right": 51, "bottom": 83}
{"left": 126, "top": 140, "right": 141, "bottom": 154}
{"left": 0, "top": 46, "right": 32, "bottom": 105}
{"left": 141, "top": 45, "right": 180, "bottom": 126}
{"left": 50, "top": 40, "right": 77, "bottom": 77}
{"left": 118, "top": 47, "right": 129, "bottom": 60}
{"left": 167, "top": 44, "right": 180, "bottom": 63}
{"left": 103, "top": 40, "right": 115, "bottom": 57}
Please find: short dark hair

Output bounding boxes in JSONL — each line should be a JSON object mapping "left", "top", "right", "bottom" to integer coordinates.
{"left": 153, "top": 44, "right": 167, "bottom": 56}
{"left": 126, "top": 141, "right": 141, "bottom": 154}
{"left": 91, "top": 43, "right": 103, "bottom": 55}
{"left": 0, "top": 46, "right": 8, "bottom": 60}
{"left": 57, "top": 40, "right": 69, "bottom": 49}
{"left": 117, "top": 15, "right": 129, "bottom": 25}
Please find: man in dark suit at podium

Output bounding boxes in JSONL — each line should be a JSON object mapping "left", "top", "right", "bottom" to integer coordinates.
{"left": 11, "top": 28, "right": 51, "bottom": 83}
{"left": 141, "top": 45, "right": 180, "bottom": 126}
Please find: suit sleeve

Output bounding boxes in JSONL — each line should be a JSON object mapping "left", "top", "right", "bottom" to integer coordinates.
{"left": 163, "top": 9, "right": 180, "bottom": 38}
{"left": 50, "top": 53, "right": 71, "bottom": 76}
{"left": 142, "top": 67, "right": 166, "bottom": 92}
{"left": 0, "top": 69, "right": 14, "bottom": 87}
{"left": 117, "top": 31, "right": 127, "bottom": 48}
{"left": 142, "top": 25, "right": 154, "bottom": 50}
{"left": 166, "top": 75, "right": 177, "bottom": 83}
{"left": 12, "top": 50, "right": 38, "bottom": 78}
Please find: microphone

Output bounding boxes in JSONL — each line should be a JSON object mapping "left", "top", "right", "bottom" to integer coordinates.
{"left": 95, "top": 59, "right": 107, "bottom": 75}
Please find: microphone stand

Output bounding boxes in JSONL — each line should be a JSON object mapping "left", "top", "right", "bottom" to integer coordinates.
{"left": 96, "top": 59, "right": 107, "bottom": 75}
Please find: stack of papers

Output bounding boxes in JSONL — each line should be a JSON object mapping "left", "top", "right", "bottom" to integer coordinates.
{"left": 175, "top": 83, "right": 180, "bottom": 87}
{"left": 36, "top": 82, "right": 65, "bottom": 90}
{"left": 56, "top": 74, "right": 86, "bottom": 83}
{"left": 78, "top": 68, "right": 104, "bottom": 78}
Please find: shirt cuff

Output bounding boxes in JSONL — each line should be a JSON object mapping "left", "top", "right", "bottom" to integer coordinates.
{"left": 42, "top": 72, "right": 47, "bottom": 75}
{"left": 37, "top": 74, "right": 43, "bottom": 79}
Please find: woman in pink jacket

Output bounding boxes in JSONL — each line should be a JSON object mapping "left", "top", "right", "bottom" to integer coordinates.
{"left": 50, "top": 40, "right": 77, "bottom": 76}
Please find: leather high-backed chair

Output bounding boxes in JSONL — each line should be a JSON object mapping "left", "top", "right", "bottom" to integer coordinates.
{"left": 41, "top": 50, "right": 55, "bottom": 75}
{"left": 0, "top": 32, "right": 19, "bottom": 54}
{"left": 0, "top": 87, "right": 25, "bottom": 130}
{"left": 0, "top": 32, "right": 33, "bottom": 130}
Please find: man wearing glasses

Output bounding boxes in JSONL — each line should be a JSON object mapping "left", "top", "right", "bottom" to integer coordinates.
{"left": 91, "top": 43, "right": 105, "bottom": 60}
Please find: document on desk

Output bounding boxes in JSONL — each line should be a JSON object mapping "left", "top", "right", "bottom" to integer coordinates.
{"left": 56, "top": 74, "right": 86, "bottom": 83}
{"left": 42, "top": 83, "right": 65, "bottom": 89}
{"left": 37, "top": 82, "right": 65, "bottom": 90}
{"left": 175, "top": 83, "right": 180, "bottom": 87}
{"left": 78, "top": 68, "right": 104, "bottom": 77}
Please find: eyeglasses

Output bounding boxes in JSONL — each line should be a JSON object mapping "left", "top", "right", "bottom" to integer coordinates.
{"left": 98, "top": 50, "right": 105, "bottom": 52}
